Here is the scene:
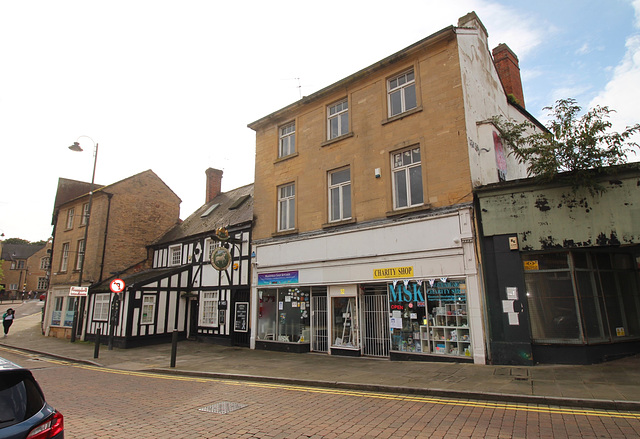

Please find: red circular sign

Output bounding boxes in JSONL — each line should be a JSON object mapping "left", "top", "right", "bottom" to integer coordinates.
{"left": 110, "top": 278, "right": 125, "bottom": 293}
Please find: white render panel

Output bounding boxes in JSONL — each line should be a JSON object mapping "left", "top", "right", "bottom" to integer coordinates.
{"left": 257, "top": 211, "right": 464, "bottom": 272}
{"left": 156, "top": 291, "right": 167, "bottom": 333}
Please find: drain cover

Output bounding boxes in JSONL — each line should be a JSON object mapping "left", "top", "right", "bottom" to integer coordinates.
{"left": 199, "top": 402, "right": 247, "bottom": 414}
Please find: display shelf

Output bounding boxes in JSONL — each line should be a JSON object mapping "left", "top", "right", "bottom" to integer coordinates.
{"left": 427, "top": 303, "right": 472, "bottom": 357}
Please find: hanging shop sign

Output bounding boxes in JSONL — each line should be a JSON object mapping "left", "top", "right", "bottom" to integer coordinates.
{"left": 215, "top": 227, "right": 230, "bottom": 241}
{"left": 258, "top": 270, "right": 299, "bottom": 285}
{"left": 373, "top": 266, "right": 413, "bottom": 279}
{"left": 211, "top": 247, "right": 232, "bottom": 271}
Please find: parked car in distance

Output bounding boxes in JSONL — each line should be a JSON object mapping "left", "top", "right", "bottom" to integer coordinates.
{"left": 0, "top": 356, "right": 64, "bottom": 438}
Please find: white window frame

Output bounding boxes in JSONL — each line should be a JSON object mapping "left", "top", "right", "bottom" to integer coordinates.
{"left": 387, "top": 69, "right": 417, "bottom": 117}
{"left": 278, "top": 122, "right": 296, "bottom": 158}
{"left": 94, "top": 293, "right": 110, "bottom": 321}
{"left": 75, "top": 239, "right": 85, "bottom": 271}
{"left": 169, "top": 244, "right": 182, "bottom": 266}
{"left": 392, "top": 147, "right": 423, "bottom": 210}
{"left": 40, "top": 257, "right": 50, "bottom": 270}
{"left": 81, "top": 202, "right": 90, "bottom": 226}
{"left": 204, "top": 238, "right": 221, "bottom": 262}
{"left": 66, "top": 208, "right": 75, "bottom": 229}
{"left": 277, "top": 183, "right": 296, "bottom": 232}
{"left": 327, "top": 99, "right": 349, "bottom": 140}
{"left": 199, "top": 291, "right": 219, "bottom": 327}
{"left": 141, "top": 295, "right": 156, "bottom": 324}
{"left": 37, "top": 277, "right": 47, "bottom": 290}
{"left": 328, "top": 167, "right": 352, "bottom": 222}
{"left": 60, "top": 243, "right": 70, "bottom": 272}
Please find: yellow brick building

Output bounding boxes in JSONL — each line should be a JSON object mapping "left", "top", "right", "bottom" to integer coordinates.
{"left": 248, "top": 13, "right": 539, "bottom": 364}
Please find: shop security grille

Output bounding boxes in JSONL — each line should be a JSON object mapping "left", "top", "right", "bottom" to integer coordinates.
{"left": 311, "top": 295, "right": 328, "bottom": 352}
{"left": 362, "top": 293, "right": 390, "bottom": 357}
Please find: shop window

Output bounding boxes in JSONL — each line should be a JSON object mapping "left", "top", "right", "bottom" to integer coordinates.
{"left": 200, "top": 291, "right": 219, "bottom": 327}
{"left": 93, "top": 293, "right": 110, "bottom": 321}
{"left": 141, "top": 295, "right": 156, "bottom": 324}
{"left": 332, "top": 296, "right": 359, "bottom": 348}
{"left": 257, "top": 288, "right": 310, "bottom": 343}
{"left": 523, "top": 251, "right": 640, "bottom": 344}
{"left": 51, "top": 297, "right": 64, "bottom": 326}
{"left": 389, "top": 279, "right": 472, "bottom": 357}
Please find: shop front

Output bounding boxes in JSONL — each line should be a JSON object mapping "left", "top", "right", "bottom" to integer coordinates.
{"left": 251, "top": 207, "right": 486, "bottom": 363}
{"left": 388, "top": 278, "right": 473, "bottom": 362}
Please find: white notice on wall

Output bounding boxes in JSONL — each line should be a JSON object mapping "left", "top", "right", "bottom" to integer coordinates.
{"left": 392, "top": 310, "right": 402, "bottom": 319}
{"left": 502, "top": 300, "right": 514, "bottom": 313}
{"left": 508, "top": 313, "right": 519, "bottom": 325}
{"left": 390, "top": 317, "right": 403, "bottom": 329}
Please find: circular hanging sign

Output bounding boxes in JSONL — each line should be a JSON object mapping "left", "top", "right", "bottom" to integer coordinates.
{"left": 211, "top": 247, "right": 232, "bottom": 271}
{"left": 110, "top": 278, "right": 125, "bottom": 293}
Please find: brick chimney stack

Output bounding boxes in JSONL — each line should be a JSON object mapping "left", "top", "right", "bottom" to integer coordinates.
{"left": 205, "top": 168, "right": 223, "bottom": 204}
{"left": 492, "top": 43, "right": 525, "bottom": 108}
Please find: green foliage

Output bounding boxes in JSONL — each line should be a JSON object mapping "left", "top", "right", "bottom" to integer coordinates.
{"left": 2, "top": 238, "right": 46, "bottom": 246}
{"left": 493, "top": 98, "right": 640, "bottom": 192}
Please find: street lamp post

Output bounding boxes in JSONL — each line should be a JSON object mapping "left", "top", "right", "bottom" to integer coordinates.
{"left": 68, "top": 137, "right": 98, "bottom": 343}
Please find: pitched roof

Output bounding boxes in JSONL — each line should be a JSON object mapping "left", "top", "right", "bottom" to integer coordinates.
{"left": 153, "top": 183, "right": 254, "bottom": 245}
{"left": 1, "top": 243, "right": 44, "bottom": 260}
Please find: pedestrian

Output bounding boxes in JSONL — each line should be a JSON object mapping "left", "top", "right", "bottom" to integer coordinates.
{"left": 3, "top": 308, "right": 15, "bottom": 337}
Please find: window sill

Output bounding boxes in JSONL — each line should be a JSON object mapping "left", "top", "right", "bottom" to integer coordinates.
{"left": 272, "top": 229, "right": 299, "bottom": 238}
{"left": 322, "top": 218, "right": 356, "bottom": 229}
{"left": 381, "top": 106, "right": 423, "bottom": 125}
{"left": 321, "top": 132, "right": 354, "bottom": 147}
{"left": 386, "top": 204, "right": 432, "bottom": 218}
{"left": 274, "top": 152, "right": 299, "bottom": 164}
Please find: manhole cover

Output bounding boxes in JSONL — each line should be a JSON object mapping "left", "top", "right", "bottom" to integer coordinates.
{"left": 199, "top": 402, "right": 247, "bottom": 414}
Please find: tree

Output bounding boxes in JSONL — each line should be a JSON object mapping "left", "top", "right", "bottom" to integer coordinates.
{"left": 494, "top": 98, "right": 640, "bottom": 192}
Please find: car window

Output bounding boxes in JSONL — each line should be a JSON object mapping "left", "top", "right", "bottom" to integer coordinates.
{"left": 0, "top": 371, "right": 46, "bottom": 428}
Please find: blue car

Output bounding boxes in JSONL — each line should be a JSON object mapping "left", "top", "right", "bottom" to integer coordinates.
{"left": 0, "top": 357, "right": 64, "bottom": 439}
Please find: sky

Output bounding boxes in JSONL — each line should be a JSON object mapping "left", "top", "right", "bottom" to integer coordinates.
{"left": 1, "top": 0, "right": 639, "bottom": 243}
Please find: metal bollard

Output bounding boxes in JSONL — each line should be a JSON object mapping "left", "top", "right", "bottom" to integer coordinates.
{"left": 94, "top": 328, "right": 101, "bottom": 359}
{"left": 170, "top": 329, "right": 178, "bottom": 368}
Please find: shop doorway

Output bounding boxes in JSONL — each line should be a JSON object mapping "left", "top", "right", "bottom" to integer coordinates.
{"left": 311, "top": 294, "right": 328, "bottom": 352}
{"left": 361, "top": 285, "right": 390, "bottom": 357}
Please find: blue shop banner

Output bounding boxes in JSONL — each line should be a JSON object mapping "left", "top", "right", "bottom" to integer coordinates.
{"left": 258, "top": 270, "right": 299, "bottom": 285}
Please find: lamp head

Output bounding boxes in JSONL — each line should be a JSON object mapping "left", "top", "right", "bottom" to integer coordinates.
{"left": 68, "top": 142, "right": 83, "bottom": 152}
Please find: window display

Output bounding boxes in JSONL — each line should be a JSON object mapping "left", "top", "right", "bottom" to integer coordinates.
{"left": 389, "top": 279, "right": 471, "bottom": 357}
{"left": 332, "top": 296, "right": 359, "bottom": 348}
{"left": 257, "top": 288, "right": 310, "bottom": 343}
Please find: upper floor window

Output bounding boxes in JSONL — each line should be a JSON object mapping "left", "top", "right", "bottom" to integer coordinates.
{"left": 329, "top": 168, "right": 352, "bottom": 222}
{"left": 278, "top": 183, "right": 296, "bottom": 232}
{"left": 66, "top": 208, "right": 75, "bottom": 229}
{"left": 327, "top": 99, "right": 349, "bottom": 140}
{"left": 40, "top": 257, "right": 50, "bottom": 270}
{"left": 279, "top": 122, "right": 296, "bottom": 158}
{"left": 169, "top": 244, "right": 182, "bottom": 266}
{"left": 388, "top": 69, "right": 417, "bottom": 117}
{"left": 60, "top": 243, "right": 70, "bottom": 272}
{"left": 80, "top": 202, "right": 90, "bottom": 226}
{"left": 76, "top": 239, "right": 85, "bottom": 271}
{"left": 37, "top": 277, "right": 48, "bottom": 290}
{"left": 392, "top": 147, "right": 423, "bottom": 209}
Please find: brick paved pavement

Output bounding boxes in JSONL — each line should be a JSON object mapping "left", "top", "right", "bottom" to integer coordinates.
{"left": 3, "top": 300, "right": 640, "bottom": 414}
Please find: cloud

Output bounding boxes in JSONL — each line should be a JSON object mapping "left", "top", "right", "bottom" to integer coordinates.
{"left": 589, "top": 1, "right": 640, "bottom": 157}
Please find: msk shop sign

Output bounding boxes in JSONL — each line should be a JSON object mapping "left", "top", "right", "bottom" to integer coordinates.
{"left": 373, "top": 266, "right": 413, "bottom": 279}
